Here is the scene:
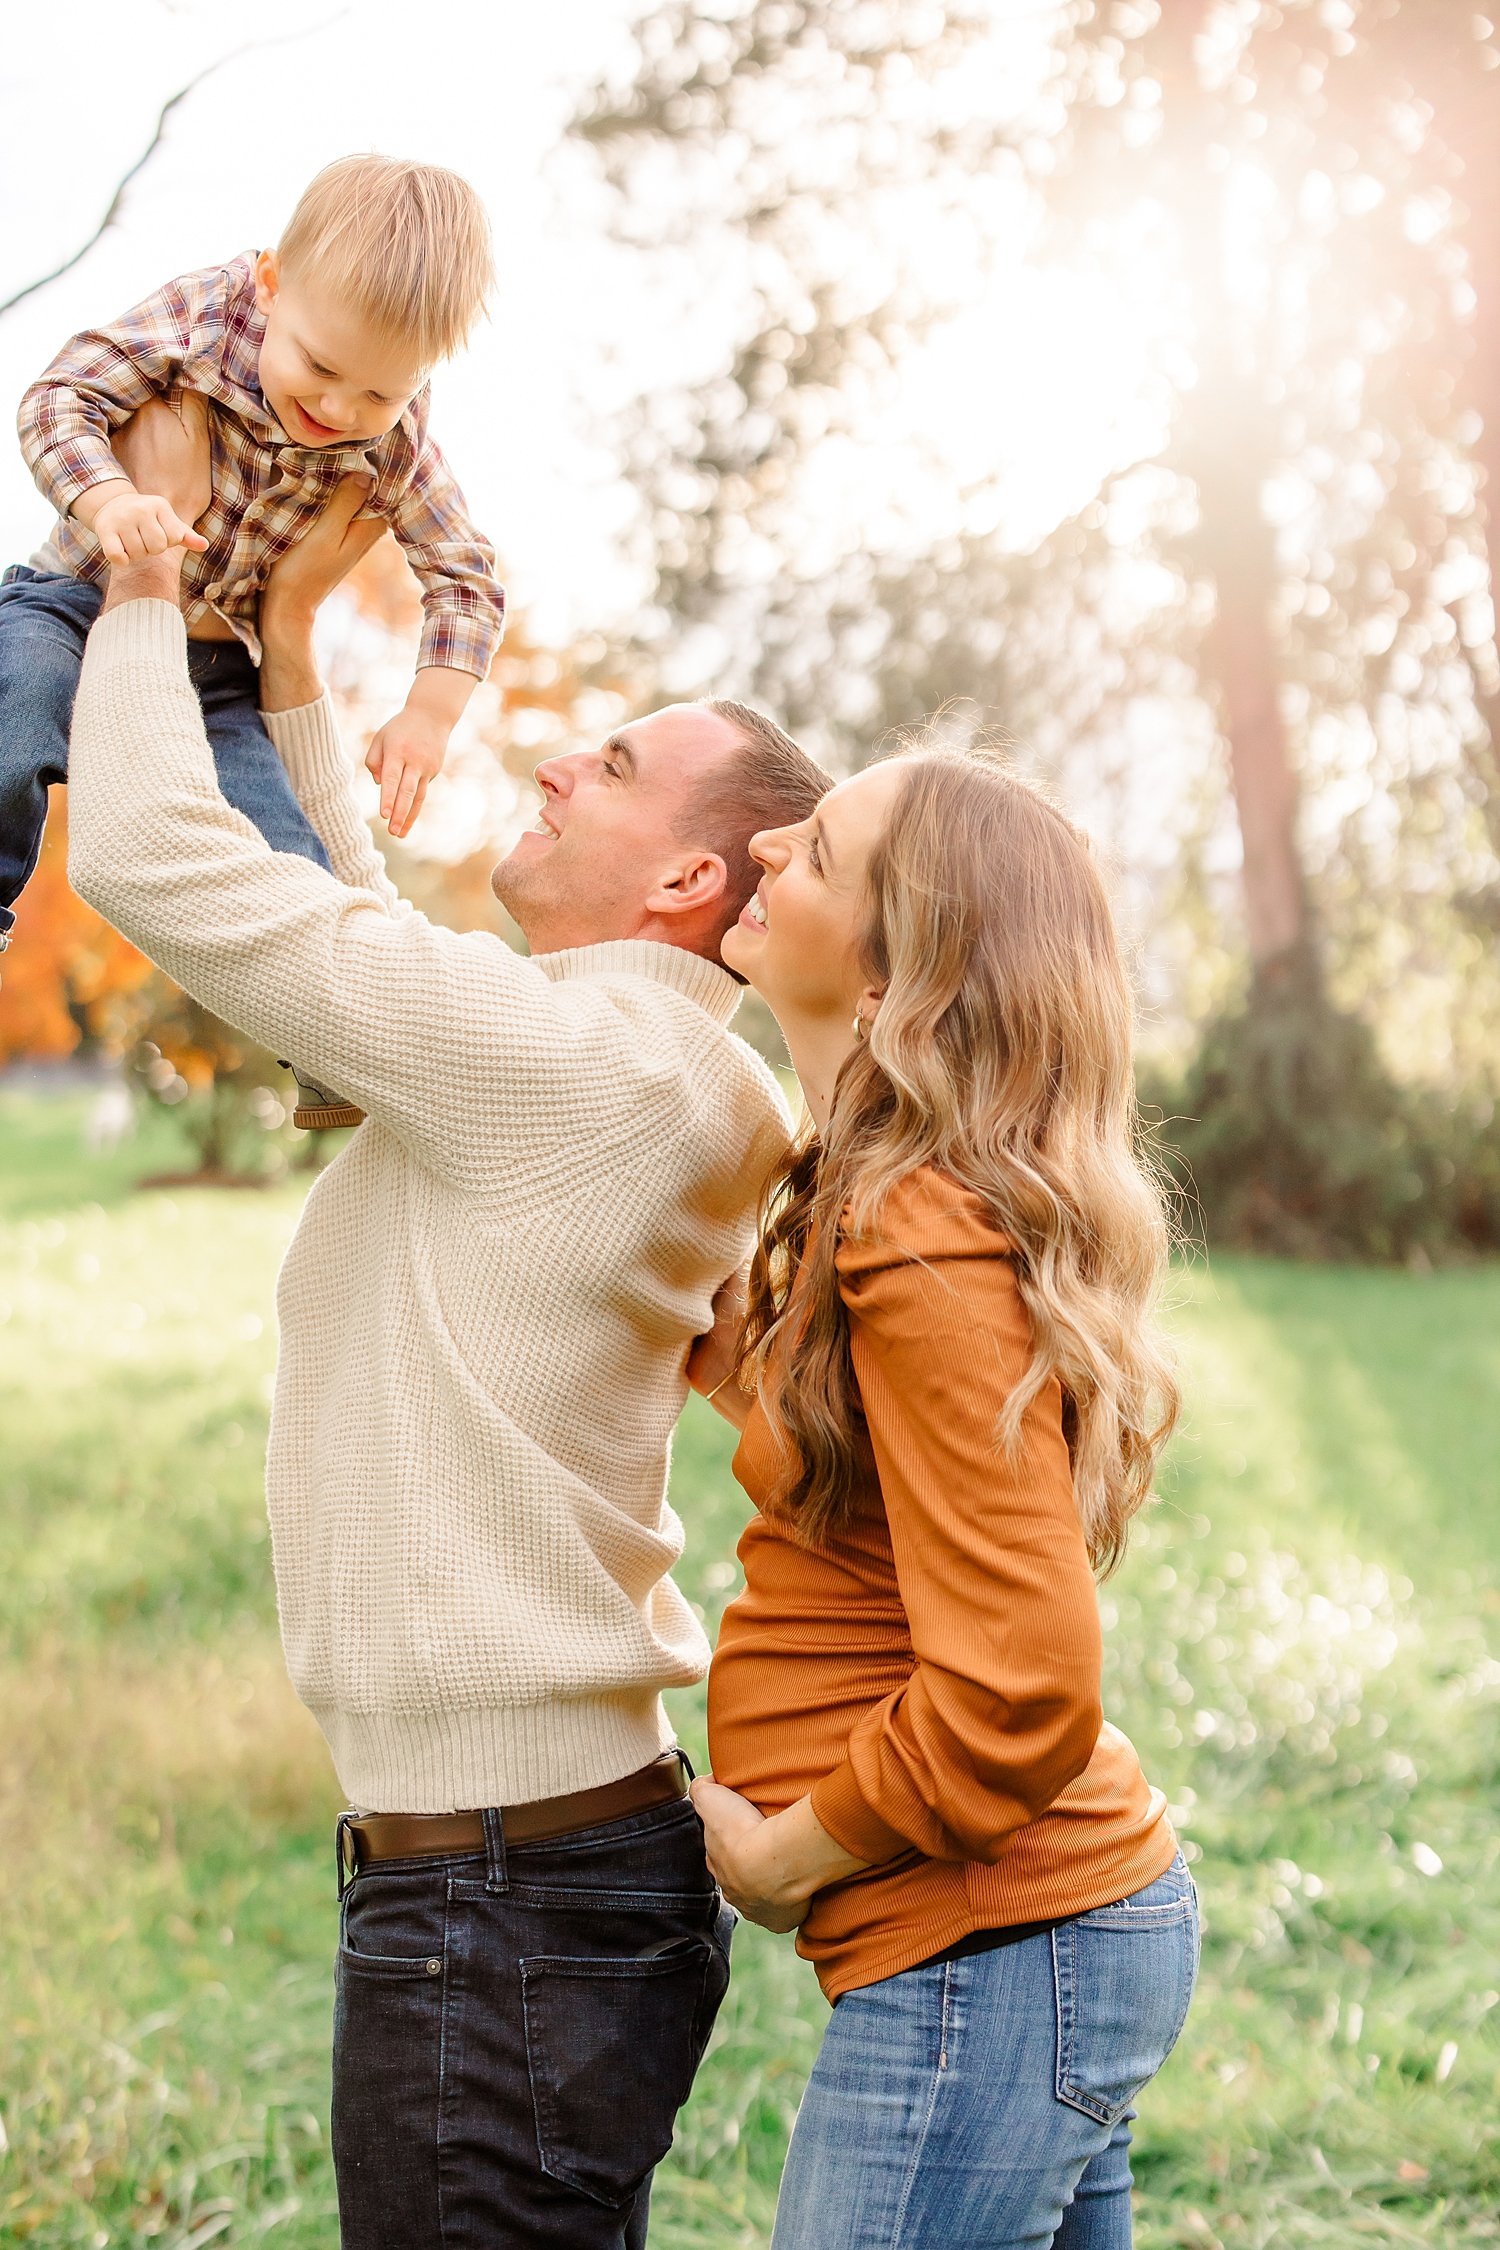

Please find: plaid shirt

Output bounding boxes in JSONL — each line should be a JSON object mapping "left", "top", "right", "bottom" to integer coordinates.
{"left": 18, "top": 254, "right": 505, "bottom": 675}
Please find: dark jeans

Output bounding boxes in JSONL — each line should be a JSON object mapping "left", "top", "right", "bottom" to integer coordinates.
{"left": 0, "top": 565, "right": 329, "bottom": 937}
{"left": 331, "top": 1788, "right": 734, "bottom": 2250}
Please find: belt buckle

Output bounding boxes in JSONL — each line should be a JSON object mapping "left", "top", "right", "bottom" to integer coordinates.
{"left": 336, "top": 1812, "right": 364, "bottom": 1898}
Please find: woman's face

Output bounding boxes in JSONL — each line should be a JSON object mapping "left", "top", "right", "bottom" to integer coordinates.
{"left": 721, "top": 761, "right": 906, "bottom": 1030}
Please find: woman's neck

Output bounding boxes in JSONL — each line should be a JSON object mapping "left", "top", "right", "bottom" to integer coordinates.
{"left": 777, "top": 1008, "right": 857, "bottom": 1134}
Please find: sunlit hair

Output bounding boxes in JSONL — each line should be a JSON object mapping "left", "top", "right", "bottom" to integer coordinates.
{"left": 278, "top": 155, "right": 494, "bottom": 364}
{"left": 738, "top": 745, "right": 1179, "bottom": 1572}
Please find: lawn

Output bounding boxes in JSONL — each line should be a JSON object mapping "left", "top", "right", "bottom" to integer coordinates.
{"left": 1, "top": 1089, "right": 1496, "bottom": 2248}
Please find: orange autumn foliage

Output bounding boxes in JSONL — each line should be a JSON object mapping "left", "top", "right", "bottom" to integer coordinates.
{"left": 0, "top": 797, "right": 153, "bottom": 1064}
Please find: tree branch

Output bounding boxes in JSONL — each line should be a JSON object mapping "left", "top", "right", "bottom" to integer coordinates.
{"left": 0, "top": 17, "right": 347, "bottom": 321}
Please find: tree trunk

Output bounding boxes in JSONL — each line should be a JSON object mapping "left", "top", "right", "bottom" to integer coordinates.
{"left": 1154, "top": 0, "right": 1311, "bottom": 980}
{"left": 1188, "top": 379, "right": 1310, "bottom": 972}
{"left": 1448, "top": 42, "right": 1500, "bottom": 852}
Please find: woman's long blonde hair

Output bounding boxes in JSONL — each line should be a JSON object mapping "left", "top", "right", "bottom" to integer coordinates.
{"left": 738, "top": 746, "right": 1179, "bottom": 1573}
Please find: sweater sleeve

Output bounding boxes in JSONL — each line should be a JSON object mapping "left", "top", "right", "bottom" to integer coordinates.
{"left": 261, "top": 694, "right": 408, "bottom": 913}
{"left": 808, "top": 1177, "right": 1105, "bottom": 1868}
{"left": 67, "top": 601, "right": 623, "bottom": 1176}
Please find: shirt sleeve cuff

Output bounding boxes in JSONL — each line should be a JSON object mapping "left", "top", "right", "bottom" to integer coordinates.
{"left": 50, "top": 451, "right": 131, "bottom": 517}
{"left": 810, "top": 1761, "right": 917, "bottom": 1868}
{"left": 262, "top": 693, "right": 347, "bottom": 791}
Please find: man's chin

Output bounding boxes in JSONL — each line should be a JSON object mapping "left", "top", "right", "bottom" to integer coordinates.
{"left": 491, "top": 833, "right": 556, "bottom": 920}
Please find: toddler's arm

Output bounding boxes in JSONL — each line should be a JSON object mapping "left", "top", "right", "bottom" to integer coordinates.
{"left": 363, "top": 426, "right": 506, "bottom": 837}
{"left": 18, "top": 276, "right": 212, "bottom": 561}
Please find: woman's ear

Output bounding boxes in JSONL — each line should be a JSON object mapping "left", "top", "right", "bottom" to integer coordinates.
{"left": 855, "top": 981, "right": 886, "bottom": 1033}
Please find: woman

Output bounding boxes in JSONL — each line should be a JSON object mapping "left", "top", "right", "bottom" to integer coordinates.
{"left": 686, "top": 748, "right": 1198, "bottom": 2248}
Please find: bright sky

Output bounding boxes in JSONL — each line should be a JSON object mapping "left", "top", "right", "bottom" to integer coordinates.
{"left": 0, "top": 0, "right": 1213, "bottom": 977}
{"left": 0, "top": 0, "right": 650, "bottom": 638}
{"left": 0, "top": 0, "right": 1167, "bottom": 643}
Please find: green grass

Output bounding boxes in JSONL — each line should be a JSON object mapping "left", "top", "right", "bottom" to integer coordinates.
{"left": 1, "top": 1089, "right": 1496, "bottom": 2247}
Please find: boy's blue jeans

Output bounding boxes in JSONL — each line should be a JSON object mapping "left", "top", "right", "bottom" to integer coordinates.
{"left": 0, "top": 565, "right": 330, "bottom": 942}
{"left": 771, "top": 1854, "right": 1200, "bottom": 2250}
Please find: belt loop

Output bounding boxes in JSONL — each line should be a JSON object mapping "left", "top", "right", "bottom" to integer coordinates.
{"left": 336, "top": 1812, "right": 357, "bottom": 1901}
{"left": 482, "top": 1806, "right": 508, "bottom": 1893}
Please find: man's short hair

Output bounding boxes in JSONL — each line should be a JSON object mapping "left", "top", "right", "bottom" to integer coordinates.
{"left": 677, "top": 701, "right": 831, "bottom": 972}
{"left": 278, "top": 155, "right": 494, "bottom": 365}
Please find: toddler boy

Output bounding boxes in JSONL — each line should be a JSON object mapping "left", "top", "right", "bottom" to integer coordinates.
{"left": 2, "top": 153, "right": 505, "bottom": 1125}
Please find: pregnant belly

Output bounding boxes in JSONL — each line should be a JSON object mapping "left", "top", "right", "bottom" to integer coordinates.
{"left": 707, "top": 1609, "right": 914, "bottom": 1816}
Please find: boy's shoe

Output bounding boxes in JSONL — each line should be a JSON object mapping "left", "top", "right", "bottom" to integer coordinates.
{"left": 287, "top": 1066, "right": 365, "bottom": 1131}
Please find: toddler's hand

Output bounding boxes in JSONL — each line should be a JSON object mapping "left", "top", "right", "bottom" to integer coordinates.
{"left": 90, "top": 486, "right": 209, "bottom": 565}
{"left": 366, "top": 709, "right": 450, "bottom": 837}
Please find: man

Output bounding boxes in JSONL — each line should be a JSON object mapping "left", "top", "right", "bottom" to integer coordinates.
{"left": 67, "top": 407, "right": 828, "bottom": 2248}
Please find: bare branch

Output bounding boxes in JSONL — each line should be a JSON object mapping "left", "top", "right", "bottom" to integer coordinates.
{"left": 0, "top": 16, "right": 348, "bottom": 321}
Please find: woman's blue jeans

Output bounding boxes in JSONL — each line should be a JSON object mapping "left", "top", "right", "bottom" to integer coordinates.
{"left": 771, "top": 1854, "right": 1199, "bottom": 2250}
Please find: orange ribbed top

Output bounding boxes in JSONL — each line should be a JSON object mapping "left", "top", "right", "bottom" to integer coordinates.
{"left": 707, "top": 1166, "right": 1176, "bottom": 2001}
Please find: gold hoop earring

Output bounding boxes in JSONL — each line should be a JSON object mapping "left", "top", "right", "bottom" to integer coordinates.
{"left": 852, "top": 1012, "right": 866, "bottom": 1041}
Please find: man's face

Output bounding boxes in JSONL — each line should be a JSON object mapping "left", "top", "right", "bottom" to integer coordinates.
{"left": 254, "top": 251, "right": 427, "bottom": 448}
{"left": 493, "top": 705, "right": 743, "bottom": 953}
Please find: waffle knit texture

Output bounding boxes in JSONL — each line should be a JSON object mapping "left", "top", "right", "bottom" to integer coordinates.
{"left": 708, "top": 1166, "right": 1176, "bottom": 2000}
{"left": 69, "top": 599, "right": 791, "bottom": 1813}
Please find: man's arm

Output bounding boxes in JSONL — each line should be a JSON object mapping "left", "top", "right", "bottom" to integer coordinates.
{"left": 71, "top": 551, "right": 596, "bottom": 1170}
{"left": 256, "top": 480, "right": 410, "bottom": 912}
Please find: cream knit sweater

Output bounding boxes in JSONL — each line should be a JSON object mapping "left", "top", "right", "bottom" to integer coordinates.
{"left": 69, "top": 600, "right": 790, "bottom": 1813}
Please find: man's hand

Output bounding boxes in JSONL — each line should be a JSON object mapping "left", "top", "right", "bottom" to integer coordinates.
{"left": 690, "top": 1778, "right": 869, "bottom": 1934}
{"left": 81, "top": 397, "right": 213, "bottom": 565}
{"left": 86, "top": 485, "right": 208, "bottom": 564}
{"left": 259, "top": 475, "right": 387, "bottom": 715}
{"left": 94, "top": 395, "right": 212, "bottom": 620}
{"left": 686, "top": 1266, "right": 752, "bottom": 1429}
{"left": 110, "top": 394, "right": 215, "bottom": 539}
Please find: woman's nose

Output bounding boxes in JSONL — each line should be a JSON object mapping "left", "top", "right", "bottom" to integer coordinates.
{"left": 748, "top": 826, "right": 784, "bottom": 869}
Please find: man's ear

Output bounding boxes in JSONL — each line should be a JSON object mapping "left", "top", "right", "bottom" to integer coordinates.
{"left": 644, "top": 851, "right": 729, "bottom": 920}
{"left": 254, "top": 249, "right": 281, "bottom": 315}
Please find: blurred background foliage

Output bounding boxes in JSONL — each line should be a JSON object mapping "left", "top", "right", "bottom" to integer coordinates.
{"left": 567, "top": 0, "right": 1500, "bottom": 1256}
{"left": 2, "top": 0, "right": 1498, "bottom": 1239}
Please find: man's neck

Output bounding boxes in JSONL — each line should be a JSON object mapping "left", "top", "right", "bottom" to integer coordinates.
{"left": 519, "top": 909, "right": 720, "bottom": 965}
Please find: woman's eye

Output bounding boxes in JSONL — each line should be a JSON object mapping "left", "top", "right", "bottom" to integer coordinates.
{"left": 808, "top": 838, "right": 822, "bottom": 872}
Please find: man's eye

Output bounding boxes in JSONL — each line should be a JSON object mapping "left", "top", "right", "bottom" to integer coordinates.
{"left": 603, "top": 760, "right": 621, "bottom": 778}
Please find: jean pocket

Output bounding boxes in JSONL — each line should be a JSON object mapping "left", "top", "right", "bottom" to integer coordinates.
{"left": 1051, "top": 1872, "right": 1199, "bottom": 2127}
{"left": 339, "top": 1867, "right": 448, "bottom": 1978}
{"left": 522, "top": 1931, "right": 729, "bottom": 2208}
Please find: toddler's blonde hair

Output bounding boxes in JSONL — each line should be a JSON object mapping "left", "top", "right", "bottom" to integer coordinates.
{"left": 279, "top": 154, "right": 494, "bottom": 366}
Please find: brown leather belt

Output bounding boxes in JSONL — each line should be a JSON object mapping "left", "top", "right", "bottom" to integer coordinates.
{"left": 339, "top": 1752, "right": 691, "bottom": 1880}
